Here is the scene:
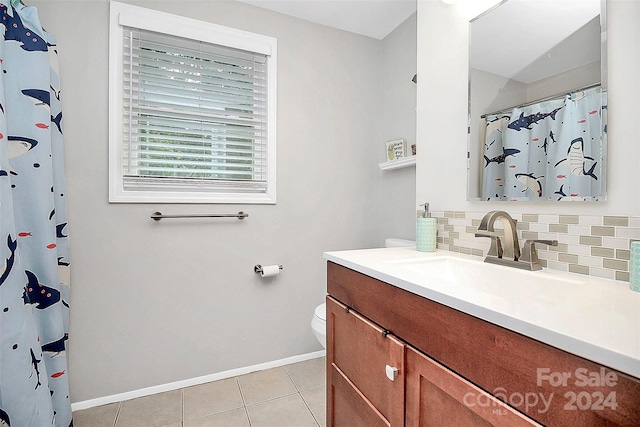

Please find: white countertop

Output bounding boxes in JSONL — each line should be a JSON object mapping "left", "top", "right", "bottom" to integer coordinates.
{"left": 324, "top": 247, "right": 640, "bottom": 378}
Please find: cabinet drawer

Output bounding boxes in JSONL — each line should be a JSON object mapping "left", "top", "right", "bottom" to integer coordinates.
{"left": 406, "top": 346, "right": 540, "bottom": 427}
{"left": 326, "top": 296, "right": 405, "bottom": 426}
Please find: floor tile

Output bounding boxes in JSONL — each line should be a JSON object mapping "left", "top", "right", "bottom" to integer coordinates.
{"left": 183, "top": 377, "right": 244, "bottom": 421}
{"left": 73, "top": 402, "right": 120, "bottom": 427}
{"left": 246, "top": 394, "right": 319, "bottom": 427}
{"left": 301, "top": 385, "right": 326, "bottom": 427}
{"left": 115, "top": 389, "right": 181, "bottom": 427}
{"left": 73, "top": 357, "right": 326, "bottom": 427}
{"left": 184, "top": 408, "right": 251, "bottom": 427}
{"left": 285, "top": 357, "right": 326, "bottom": 391}
{"left": 237, "top": 366, "right": 298, "bottom": 405}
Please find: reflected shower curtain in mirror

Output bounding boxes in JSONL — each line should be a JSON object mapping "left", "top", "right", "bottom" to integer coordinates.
{"left": 0, "top": 3, "right": 72, "bottom": 427}
{"left": 482, "top": 86, "right": 604, "bottom": 201}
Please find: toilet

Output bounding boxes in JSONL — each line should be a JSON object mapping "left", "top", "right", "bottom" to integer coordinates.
{"left": 311, "top": 302, "right": 327, "bottom": 348}
{"left": 311, "top": 237, "right": 416, "bottom": 348}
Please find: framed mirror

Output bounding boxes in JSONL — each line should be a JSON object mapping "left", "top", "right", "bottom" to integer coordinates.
{"left": 468, "top": 0, "right": 606, "bottom": 201}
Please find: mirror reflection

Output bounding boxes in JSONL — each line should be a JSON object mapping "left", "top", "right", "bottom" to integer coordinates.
{"left": 468, "top": 0, "right": 606, "bottom": 201}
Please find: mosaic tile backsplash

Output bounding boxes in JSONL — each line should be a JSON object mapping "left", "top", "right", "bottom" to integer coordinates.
{"left": 428, "top": 211, "right": 640, "bottom": 282}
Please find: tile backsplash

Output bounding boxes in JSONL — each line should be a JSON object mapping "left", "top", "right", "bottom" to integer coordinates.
{"left": 429, "top": 210, "right": 640, "bottom": 281}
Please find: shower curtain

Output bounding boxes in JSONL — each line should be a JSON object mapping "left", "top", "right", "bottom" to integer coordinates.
{"left": 0, "top": 2, "right": 71, "bottom": 426}
{"left": 482, "top": 86, "right": 604, "bottom": 201}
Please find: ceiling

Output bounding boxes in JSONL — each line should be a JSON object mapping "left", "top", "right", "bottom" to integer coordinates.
{"left": 236, "top": 0, "right": 417, "bottom": 39}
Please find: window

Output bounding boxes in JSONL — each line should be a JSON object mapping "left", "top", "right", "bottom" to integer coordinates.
{"left": 109, "top": 2, "right": 277, "bottom": 203}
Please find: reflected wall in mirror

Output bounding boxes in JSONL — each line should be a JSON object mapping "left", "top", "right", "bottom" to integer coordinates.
{"left": 468, "top": 0, "right": 607, "bottom": 201}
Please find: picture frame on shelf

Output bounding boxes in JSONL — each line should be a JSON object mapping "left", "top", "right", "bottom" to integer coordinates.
{"left": 386, "top": 139, "right": 406, "bottom": 162}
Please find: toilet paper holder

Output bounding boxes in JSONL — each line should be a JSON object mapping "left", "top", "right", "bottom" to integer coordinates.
{"left": 254, "top": 264, "right": 283, "bottom": 274}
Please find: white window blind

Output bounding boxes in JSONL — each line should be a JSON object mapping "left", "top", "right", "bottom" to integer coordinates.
{"left": 109, "top": 1, "right": 277, "bottom": 203}
{"left": 122, "top": 27, "right": 269, "bottom": 194}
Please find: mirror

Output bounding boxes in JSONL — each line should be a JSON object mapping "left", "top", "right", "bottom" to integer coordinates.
{"left": 468, "top": 0, "right": 606, "bottom": 201}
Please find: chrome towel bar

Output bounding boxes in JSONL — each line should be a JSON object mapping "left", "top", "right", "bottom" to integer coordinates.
{"left": 151, "top": 211, "right": 248, "bottom": 221}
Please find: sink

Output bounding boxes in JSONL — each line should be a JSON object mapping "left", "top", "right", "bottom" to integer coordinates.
{"left": 384, "top": 255, "right": 584, "bottom": 292}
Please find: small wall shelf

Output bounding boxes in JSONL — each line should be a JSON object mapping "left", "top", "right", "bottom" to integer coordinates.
{"left": 378, "top": 156, "right": 416, "bottom": 171}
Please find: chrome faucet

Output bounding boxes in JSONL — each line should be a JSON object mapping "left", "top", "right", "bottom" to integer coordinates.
{"left": 475, "top": 211, "right": 558, "bottom": 271}
{"left": 475, "top": 210, "right": 520, "bottom": 261}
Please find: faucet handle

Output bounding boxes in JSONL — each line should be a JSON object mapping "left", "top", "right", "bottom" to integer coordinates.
{"left": 474, "top": 231, "right": 503, "bottom": 258}
{"left": 520, "top": 239, "right": 558, "bottom": 264}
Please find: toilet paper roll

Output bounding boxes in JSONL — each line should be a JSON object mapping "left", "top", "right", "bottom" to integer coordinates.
{"left": 260, "top": 264, "right": 281, "bottom": 278}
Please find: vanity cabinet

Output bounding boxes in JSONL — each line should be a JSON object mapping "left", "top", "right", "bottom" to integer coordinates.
{"left": 326, "top": 261, "right": 640, "bottom": 427}
{"left": 327, "top": 295, "right": 537, "bottom": 427}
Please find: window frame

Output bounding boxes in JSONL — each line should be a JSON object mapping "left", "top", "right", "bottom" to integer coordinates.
{"left": 108, "top": 1, "right": 277, "bottom": 204}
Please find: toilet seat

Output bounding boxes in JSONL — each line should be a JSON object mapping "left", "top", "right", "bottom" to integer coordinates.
{"left": 314, "top": 303, "right": 326, "bottom": 322}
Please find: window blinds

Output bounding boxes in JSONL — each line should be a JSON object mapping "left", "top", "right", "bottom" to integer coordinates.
{"left": 122, "top": 27, "right": 269, "bottom": 193}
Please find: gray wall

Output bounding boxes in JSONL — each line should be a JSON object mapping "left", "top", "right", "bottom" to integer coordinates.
{"left": 31, "top": 0, "right": 384, "bottom": 402}
{"left": 379, "top": 13, "right": 417, "bottom": 243}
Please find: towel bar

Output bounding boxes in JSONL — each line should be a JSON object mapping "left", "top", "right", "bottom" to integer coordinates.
{"left": 151, "top": 211, "right": 248, "bottom": 221}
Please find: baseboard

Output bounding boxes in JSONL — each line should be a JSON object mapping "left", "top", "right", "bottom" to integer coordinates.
{"left": 71, "top": 349, "right": 326, "bottom": 412}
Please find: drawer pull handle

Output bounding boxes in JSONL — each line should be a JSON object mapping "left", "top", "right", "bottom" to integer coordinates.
{"left": 382, "top": 330, "right": 390, "bottom": 338}
{"left": 385, "top": 365, "right": 398, "bottom": 381}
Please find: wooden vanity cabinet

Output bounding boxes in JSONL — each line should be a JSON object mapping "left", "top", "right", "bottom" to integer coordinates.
{"left": 326, "top": 261, "right": 640, "bottom": 427}
{"left": 327, "top": 295, "right": 537, "bottom": 427}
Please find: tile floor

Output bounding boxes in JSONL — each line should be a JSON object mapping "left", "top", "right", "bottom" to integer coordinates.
{"left": 73, "top": 357, "right": 326, "bottom": 427}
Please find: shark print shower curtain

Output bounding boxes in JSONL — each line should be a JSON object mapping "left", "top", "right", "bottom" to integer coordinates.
{"left": 482, "top": 86, "right": 604, "bottom": 201}
{"left": 0, "top": 2, "right": 71, "bottom": 427}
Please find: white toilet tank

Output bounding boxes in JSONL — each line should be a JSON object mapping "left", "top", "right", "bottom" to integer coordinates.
{"left": 385, "top": 238, "right": 416, "bottom": 248}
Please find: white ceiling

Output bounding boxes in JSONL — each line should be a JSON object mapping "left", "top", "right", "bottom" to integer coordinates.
{"left": 236, "top": 0, "right": 417, "bottom": 39}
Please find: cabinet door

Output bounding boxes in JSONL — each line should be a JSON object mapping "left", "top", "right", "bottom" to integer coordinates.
{"left": 405, "top": 347, "right": 540, "bottom": 427}
{"left": 329, "top": 364, "right": 390, "bottom": 427}
{"left": 326, "top": 296, "right": 405, "bottom": 426}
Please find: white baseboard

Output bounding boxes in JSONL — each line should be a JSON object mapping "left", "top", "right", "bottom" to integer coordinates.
{"left": 71, "top": 350, "right": 326, "bottom": 412}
